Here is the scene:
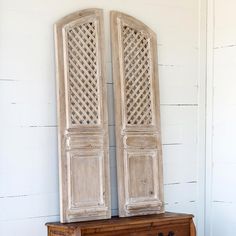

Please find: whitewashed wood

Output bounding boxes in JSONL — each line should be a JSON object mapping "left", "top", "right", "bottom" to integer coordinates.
{"left": 0, "top": 216, "right": 59, "bottom": 236}
{"left": 0, "top": 193, "right": 59, "bottom": 221}
{"left": 161, "top": 106, "right": 198, "bottom": 145}
{"left": 214, "top": 0, "right": 236, "bottom": 48}
{"left": 54, "top": 9, "right": 111, "bottom": 222}
{"left": 207, "top": 0, "right": 236, "bottom": 235}
{"left": 164, "top": 182, "right": 197, "bottom": 204}
{"left": 211, "top": 202, "right": 236, "bottom": 236}
{"left": 111, "top": 11, "right": 164, "bottom": 217}
{"left": 165, "top": 201, "right": 197, "bottom": 219}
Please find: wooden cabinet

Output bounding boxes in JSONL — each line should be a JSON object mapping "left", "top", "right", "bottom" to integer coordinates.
{"left": 46, "top": 212, "right": 196, "bottom": 236}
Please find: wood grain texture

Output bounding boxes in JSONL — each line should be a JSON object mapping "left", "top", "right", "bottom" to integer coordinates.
{"left": 110, "top": 11, "right": 164, "bottom": 217}
{"left": 46, "top": 212, "right": 195, "bottom": 236}
{"left": 54, "top": 8, "right": 111, "bottom": 223}
{"left": 190, "top": 218, "right": 196, "bottom": 236}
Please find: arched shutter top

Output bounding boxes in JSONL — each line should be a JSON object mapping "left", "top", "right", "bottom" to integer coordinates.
{"left": 111, "top": 11, "right": 160, "bottom": 131}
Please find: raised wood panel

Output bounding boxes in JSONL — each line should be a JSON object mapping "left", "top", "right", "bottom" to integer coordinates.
{"left": 68, "top": 152, "right": 102, "bottom": 207}
{"left": 54, "top": 9, "right": 110, "bottom": 222}
{"left": 128, "top": 153, "right": 154, "bottom": 199}
{"left": 110, "top": 11, "right": 164, "bottom": 217}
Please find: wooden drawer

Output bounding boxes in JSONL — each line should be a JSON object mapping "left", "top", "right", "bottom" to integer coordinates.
{"left": 48, "top": 228, "right": 69, "bottom": 236}
{"left": 46, "top": 212, "right": 196, "bottom": 236}
{"left": 82, "top": 223, "right": 190, "bottom": 236}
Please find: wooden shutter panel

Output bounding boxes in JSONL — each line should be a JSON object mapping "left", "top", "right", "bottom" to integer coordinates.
{"left": 54, "top": 9, "right": 110, "bottom": 223}
{"left": 110, "top": 11, "right": 164, "bottom": 217}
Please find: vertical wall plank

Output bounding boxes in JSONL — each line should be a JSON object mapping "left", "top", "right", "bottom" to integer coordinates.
{"left": 207, "top": 1, "right": 236, "bottom": 236}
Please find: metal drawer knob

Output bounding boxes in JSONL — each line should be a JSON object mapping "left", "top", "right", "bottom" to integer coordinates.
{"left": 168, "top": 231, "right": 175, "bottom": 236}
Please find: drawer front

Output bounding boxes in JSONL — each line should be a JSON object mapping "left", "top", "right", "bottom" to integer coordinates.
{"left": 150, "top": 223, "right": 190, "bottom": 236}
{"left": 131, "top": 224, "right": 190, "bottom": 236}
{"left": 48, "top": 228, "right": 69, "bottom": 236}
{"left": 83, "top": 223, "right": 190, "bottom": 236}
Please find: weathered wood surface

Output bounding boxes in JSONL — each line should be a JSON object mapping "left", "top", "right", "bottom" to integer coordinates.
{"left": 110, "top": 11, "right": 164, "bottom": 217}
{"left": 54, "top": 8, "right": 110, "bottom": 222}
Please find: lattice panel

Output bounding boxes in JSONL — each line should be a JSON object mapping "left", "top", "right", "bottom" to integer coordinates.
{"left": 67, "top": 22, "right": 100, "bottom": 126}
{"left": 122, "top": 25, "right": 153, "bottom": 126}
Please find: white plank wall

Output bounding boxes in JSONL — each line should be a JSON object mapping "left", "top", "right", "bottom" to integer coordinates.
{"left": 207, "top": 0, "right": 236, "bottom": 235}
{"left": 0, "top": 0, "right": 205, "bottom": 235}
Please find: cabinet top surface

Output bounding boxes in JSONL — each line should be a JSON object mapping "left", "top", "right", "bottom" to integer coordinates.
{"left": 46, "top": 212, "right": 193, "bottom": 229}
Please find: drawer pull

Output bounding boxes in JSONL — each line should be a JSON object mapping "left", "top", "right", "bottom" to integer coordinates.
{"left": 168, "top": 231, "right": 175, "bottom": 236}
{"left": 158, "top": 233, "right": 164, "bottom": 236}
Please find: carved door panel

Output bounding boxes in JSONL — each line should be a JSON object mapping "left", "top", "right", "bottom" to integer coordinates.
{"left": 110, "top": 11, "right": 164, "bottom": 217}
{"left": 54, "top": 9, "right": 110, "bottom": 222}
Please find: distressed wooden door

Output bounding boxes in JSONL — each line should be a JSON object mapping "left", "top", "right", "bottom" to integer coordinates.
{"left": 54, "top": 9, "right": 110, "bottom": 223}
{"left": 110, "top": 11, "right": 164, "bottom": 217}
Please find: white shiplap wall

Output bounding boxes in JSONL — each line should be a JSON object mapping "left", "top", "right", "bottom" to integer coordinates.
{"left": 206, "top": 0, "right": 236, "bottom": 235}
{"left": 0, "top": 1, "right": 205, "bottom": 235}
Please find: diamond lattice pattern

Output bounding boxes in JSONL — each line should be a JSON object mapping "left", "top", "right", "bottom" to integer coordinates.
{"left": 67, "top": 22, "right": 99, "bottom": 126}
{"left": 122, "top": 25, "right": 153, "bottom": 125}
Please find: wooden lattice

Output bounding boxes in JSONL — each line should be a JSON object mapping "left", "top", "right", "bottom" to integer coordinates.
{"left": 122, "top": 25, "right": 153, "bottom": 126}
{"left": 67, "top": 22, "right": 99, "bottom": 126}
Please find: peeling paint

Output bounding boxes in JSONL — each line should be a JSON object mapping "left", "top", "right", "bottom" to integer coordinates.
{"left": 213, "top": 200, "right": 233, "bottom": 204}
{"left": 214, "top": 44, "right": 236, "bottom": 50}
{"left": 0, "top": 194, "right": 28, "bottom": 199}
{"left": 0, "top": 214, "right": 59, "bottom": 222}
{"left": 186, "top": 181, "right": 197, "bottom": 184}
{"left": 0, "top": 79, "right": 17, "bottom": 82}
{"left": 158, "top": 64, "right": 175, "bottom": 67}
{"left": 161, "top": 104, "right": 198, "bottom": 106}
{"left": 163, "top": 143, "right": 182, "bottom": 146}
{"left": 164, "top": 182, "right": 181, "bottom": 186}
{"left": 28, "top": 125, "right": 57, "bottom": 128}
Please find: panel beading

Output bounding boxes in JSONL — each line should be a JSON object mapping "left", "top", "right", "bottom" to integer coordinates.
{"left": 122, "top": 25, "right": 153, "bottom": 126}
{"left": 67, "top": 22, "right": 99, "bottom": 126}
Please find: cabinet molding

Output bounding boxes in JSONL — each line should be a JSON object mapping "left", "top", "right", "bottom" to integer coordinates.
{"left": 110, "top": 11, "right": 164, "bottom": 217}
{"left": 54, "top": 8, "right": 110, "bottom": 222}
{"left": 46, "top": 212, "right": 196, "bottom": 236}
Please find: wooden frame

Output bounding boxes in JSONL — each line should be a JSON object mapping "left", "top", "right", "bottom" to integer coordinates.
{"left": 110, "top": 11, "right": 164, "bottom": 217}
{"left": 54, "top": 8, "right": 110, "bottom": 222}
